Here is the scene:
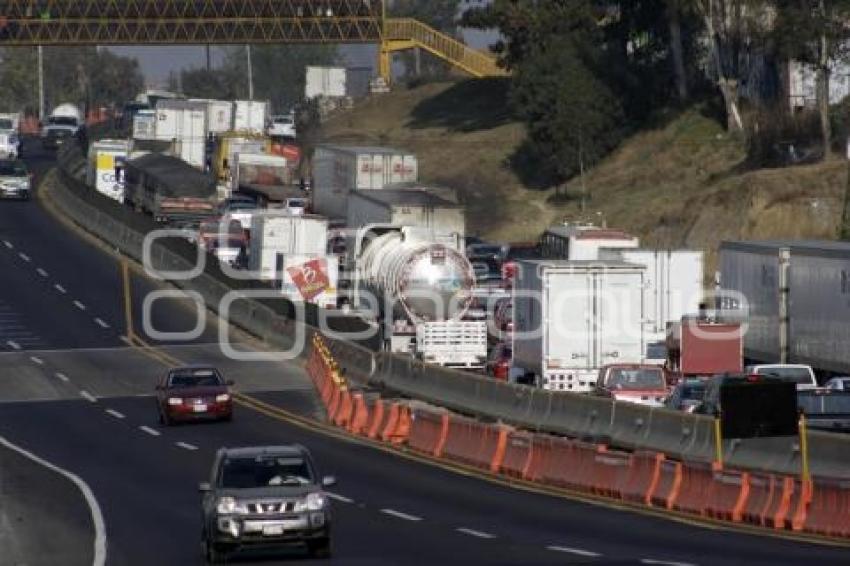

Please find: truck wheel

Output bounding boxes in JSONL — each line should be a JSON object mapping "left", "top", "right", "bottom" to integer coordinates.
{"left": 308, "top": 537, "right": 332, "bottom": 559}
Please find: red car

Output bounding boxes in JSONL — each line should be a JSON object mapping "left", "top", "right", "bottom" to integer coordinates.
{"left": 486, "top": 342, "right": 513, "bottom": 381}
{"left": 594, "top": 364, "right": 669, "bottom": 407}
{"left": 155, "top": 366, "right": 234, "bottom": 425}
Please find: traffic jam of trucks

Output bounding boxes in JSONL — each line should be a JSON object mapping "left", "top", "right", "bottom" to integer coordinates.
{"left": 50, "top": 81, "right": 848, "bottom": 426}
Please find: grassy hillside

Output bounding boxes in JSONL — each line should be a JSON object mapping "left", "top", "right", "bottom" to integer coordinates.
{"left": 319, "top": 79, "right": 848, "bottom": 273}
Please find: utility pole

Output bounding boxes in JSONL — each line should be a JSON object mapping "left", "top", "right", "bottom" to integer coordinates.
{"left": 206, "top": 45, "right": 211, "bottom": 71}
{"left": 37, "top": 45, "right": 44, "bottom": 119}
{"left": 246, "top": 44, "right": 254, "bottom": 100}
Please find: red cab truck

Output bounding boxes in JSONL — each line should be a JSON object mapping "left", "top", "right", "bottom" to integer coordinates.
{"left": 665, "top": 317, "right": 743, "bottom": 384}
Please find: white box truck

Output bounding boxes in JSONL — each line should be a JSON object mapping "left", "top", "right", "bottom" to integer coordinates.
{"left": 248, "top": 214, "right": 329, "bottom": 281}
{"left": 233, "top": 100, "right": 269, "bottom": 133}
{"left": 347, "top": 189, "right": 465, "bottom": 242}
{"left": 189, "top": 99, "right": 233, "bottom": 134}
{"left": 599, "top": 249, "right": 704, "bottom": 343}
{"left": 155, "top": 100, "right": 208, "bottom": 169}
{"left": 86, "top": 139, "right": 130, "bottom": 202}
{"left": 312, "top": 145, "right": 418, "bottom": 220}
{"left": 132, "top": 109, "right": 157, "bottom": 141}
{"left": 279, "top": 253, "right": 339, "bottom": 309}
{"left": 513, "top": 260, "right": 646, "bottom": 392}
{"left": 305, "top": 66, "right": 347, "bottom": 99}
{"left": 539, "top": 223, "right": 639, "bottom": 260}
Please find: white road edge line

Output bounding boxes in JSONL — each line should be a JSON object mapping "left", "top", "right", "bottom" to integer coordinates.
{"left": 18, "top": 252, "right": 30, "bottom": 262}
{"left": 546, "top": 545, "right": 602, "bottom": 558}
{"left": 3, "top": 240, "right": 12, "bottom": 249}
{"left": 175, "top": 442, "right": 198, "bottom": 451}
{"left": 55, "top": 372, "right": 70, "bottom": 383}
{"left": 80, "top": 391, "right": 97, "bottom": 403}
{"left": 6, "top": 340, "right": 21, "bottom": 350}
{"left": 54, "top": 284, "right": 67, "bottom": 294}
{"left": 0, "top": 435, "right": 107, "bottom": 566}
{"left": 94, "top": 318, "right": 110, "bottom": 329}
{"left": 73, "top": 300, "right": 87, "bottom": 311}
{"left": 105, "top": 409, "right": 125, "bottom": 420}
{"left": 325, "top": 492, "right": 353, "bottom": 504}
{"left": 138, "top": 426, "right": 161, "bottom": 437}
{"left": 380, "top": 508, "right": 422, "bottom": 522}
{"left": 30, "top": 356, "right": 44, "bottom": 365}
{"left": 456, "top": 527, "right": 496, "bottom": 539}
{"left": 641, "top": 560, "right": 697, "bottom": 566}
{"left": 36, "top": 268, "right": 48, "bottom": 277}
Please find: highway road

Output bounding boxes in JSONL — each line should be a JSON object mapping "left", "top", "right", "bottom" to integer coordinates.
{"left": 0, "top": 139, "right": 848, "bottom": 565}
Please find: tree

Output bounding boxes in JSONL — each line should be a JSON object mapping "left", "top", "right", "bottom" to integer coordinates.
{"left": 773, "top": 0, "right": 850, "bottom": 157}
{"left": 181, "top": 67, "right": 238, "bottom": 100}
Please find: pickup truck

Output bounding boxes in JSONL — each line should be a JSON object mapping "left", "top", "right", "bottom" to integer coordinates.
{"left": 797, "top": 390, "right": 850, "bottom": 433}
{"left": 745, "top": 364, "right": 818, "bottom": 391}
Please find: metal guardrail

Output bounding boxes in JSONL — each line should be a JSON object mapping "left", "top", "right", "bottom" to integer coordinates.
{"left": 49, "top": 159, "right": 850, "bottom": 481}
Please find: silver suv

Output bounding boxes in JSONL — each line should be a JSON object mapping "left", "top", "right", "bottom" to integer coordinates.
{"left": 199, "top": 445, "right": 335, "bottom": 563}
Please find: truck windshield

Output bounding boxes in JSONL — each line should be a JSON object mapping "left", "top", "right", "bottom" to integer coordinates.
{"left": 0, "top": 119, "right": 14, "bottom": 130}
{"left": 48, "top": 116, "right": 78, "bottom": 127}
{"left": 219, "top": 457, "right": 313, "bottom": 488}
{"left": 0, "top": 161, "right": 27, "bottom": 176}
{"left": 607, "top": 368, "right": 665, "bottom": 390}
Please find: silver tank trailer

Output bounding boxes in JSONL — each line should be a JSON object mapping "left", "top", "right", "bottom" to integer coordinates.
{"left": 359, "top": 231, "right": 475, "bottom": 322}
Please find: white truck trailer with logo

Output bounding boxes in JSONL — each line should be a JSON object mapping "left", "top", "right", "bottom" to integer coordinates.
{"left": 512, "top": 260, "right": 647, "bottom": 392}
{"left": 86, "top": 139, "right": 130, "bottom": 202}
{"left": 248, "top": 214, "right": 329, "bottom": 281}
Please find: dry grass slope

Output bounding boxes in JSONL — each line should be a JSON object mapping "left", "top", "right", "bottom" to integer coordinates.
{"left": 320, "top": 79, "right": 848, "bottom": 273}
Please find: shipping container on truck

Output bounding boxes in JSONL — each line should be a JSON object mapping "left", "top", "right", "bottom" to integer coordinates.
{"left": 212, "top": 132, "right": 272, "bottom": 188}
{"left": 538, "top": 223, "right": 639, "bottom": 261}
{"left": 154, "top": 100, "right": 208, "bottom": 169}
{"left": 248, "top": 214, "right": 329, "bottom": 281}
{"left": 132, "top": 109, "right": 157, "bottom": 141}
{"left": 312, "top": 145, "right": 418, "bottom": 220}
{"left": 665, "top": 318, "right": 743, "bottom": 378}
{"left": 232, "top": 100, "right": 269, "bottom": 134}
{"left": 231, "top": 152, "right": 299, "bottom": 205}
{"left": 86, "top": 139, "right": 130, "bottom": 203}
{"left": 346, "top": 189, "right": 465, "bottom": 243}
{"left": 512, "top": 260, "right": 646, "bottom": 392}
{"left": 599, "top": 249, "right": 704, "bottom": 343}
{"left": 720, "top": 239, "right": 850, "bottom": 374}
{"left": 124, "top": 153, "right": 217, "bottom": 225}
{"left": 305, "top": 66, "right": 347, "bottom": 99}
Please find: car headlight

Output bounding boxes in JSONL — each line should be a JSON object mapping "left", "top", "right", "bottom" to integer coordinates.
{"left": 302, "top": 492, "right": 326, "bottom": 511}
{"left": 216, "top": 393, "right": 230, "bottom": 403}
{"left": 167, "top": 397, "right": 183, "bottom": 406}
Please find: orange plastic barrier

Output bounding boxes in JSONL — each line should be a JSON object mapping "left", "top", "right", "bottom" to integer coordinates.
{"left": 347, "top": 393, "right": 370, "bottom": 435}
{"left": 529, "top": 435, "right": 578, "bottom": 487}
{"left": 499, "top": 431, "right": 535, "bottom": 480}
{"left": 704, "top": 470, "right": 750, "bottom": 522}
{"left": 327, "top": 386, "right": 341, "bottom": 420}
{"left": 380, "top": 403, "right": 400, "bottom": 442}
{"left": 441, "top": 417, "right": 511, "bottom": 472}
{"left": 649, "top": 459, "right": 682, "bottom": 510}
{"left": 387, "top": 404, "right": 411, "bottom": 445}
{"left": 802, "top": 479, "right": 850, "bottom": 538}
{"left": 621, "top": 451, "right": 664, "bottom": 505}
{"left": 366, "top": 399, "right": 387, "bottom": 439}
{"left": 673, "top": 461, "right": 716, "bottom": 516}
{"left": 332, "top": 389, "right": 353, "bottom": 428}
{"left": 586, "top": 447, "right": 632, "bottom": 499}
{"left": 790, "top": 479, "right": 812, "bottom": 532}
{"left": 407, "top": 409, "right": 449, "bottom": 457}
{"left": 741, "top": 473, "right": 779, "bottom": 527}
{"left": 764, "top": 476, "right": 796, "bottom": 529}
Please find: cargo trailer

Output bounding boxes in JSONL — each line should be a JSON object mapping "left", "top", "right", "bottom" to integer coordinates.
{"left": 305, "top": 66, "right": 347, "bottom": 99}
{"left": 665, "top": 318, "right": 744, "bottom": 377}
{"left": 539, "top": 223, "right": 639, "bottom": 260}
{"left": 347, "top": 189, "right": 465, "bottom": 241}
{"left": 154, "top": 100, "right": 208, "bottom": 169}
{"left": 233, "top": 100, "right": 269, "bottom": 134}
{"left": 86, "top": 139, "right": 130, "bottom": 203}
{"left": 512, "top": 260, "right": 646, "bottom": 392}
{"left": 248, "top": 214, "right": 329, "bottom": 281}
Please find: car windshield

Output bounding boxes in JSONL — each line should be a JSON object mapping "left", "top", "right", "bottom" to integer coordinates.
{"left": 757, "top": 367, "right": 812, "bottom": 384}
{"left": 469, "top": 245, "right": 503, "bottom": 257}
{"left": 0, "top": 161, "right": 26, "bottom": 176}
{"left": 219, "top": 456, "right": 313, "bottom": 488}
{"left": 167, "top": 369, "right": 222, "bottom": 388}
{"left": 0, "top": 119, "right": 14, "bottom": 130}
{"left": 798, "top": 393, "right": 850, "bottom": 414}
{"left": 287, "top": 199, "right": 306, "bottom": 208}
{"left": 607, "top": 368, "right": 665, "bottom": 390}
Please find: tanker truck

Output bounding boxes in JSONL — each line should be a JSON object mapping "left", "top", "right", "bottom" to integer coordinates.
{"left": 347, "top": 225, "right": 487, "bottom": 369}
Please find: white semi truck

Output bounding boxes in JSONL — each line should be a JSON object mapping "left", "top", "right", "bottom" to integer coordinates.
{"left": 347, "top": 225, "right": 487, "bottom": 369}
{"left": 512, "top": 260, "right": 647, "bottom": 392}
{"left": 41, "top": 103, "right": 84, "bottom": 150}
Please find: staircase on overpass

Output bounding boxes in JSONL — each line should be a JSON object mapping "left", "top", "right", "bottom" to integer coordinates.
{"left": 0, "top": 0, "right": 504, "bottom": 83}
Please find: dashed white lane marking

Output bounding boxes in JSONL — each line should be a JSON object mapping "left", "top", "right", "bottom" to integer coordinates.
{"left": 54, "top": 284, "right": 67, "bottom": 294}
{"left": 456, "top": 527, "right": 496, "bottom": 539}
{"left": 18, "top": 252, "right": 30, "bottom": 262}
{"left": 73, "top": 300, "right": 86, "bottom": 311}
{"left": 36, "top": 268, "right": 48, "bottom": 277}
{"left": 139, "top": 426, "right": 161, "bottom": 437}
{"left": 120, "top": 336, "right": 133, "bottom": 346}
{"left": 80, "top": 390, "right": 97, "bottom": 403}
{"left": 325, "top": 492, "right": 353, "bottom": 504}
{"left": 380, "top": 509, "right": 422, "bottom": 522}
{"left": 55, "top": 372, "right": 70, "bottom": 383}
{"left": 3, "top": 240, "right": 12, "bottom": 249}
{"left": 105, "top": 409, "right": 125, "bottom": 419}
{"left": 176, "top": 442, "right": 198, "bottom": 451}
{"left": 29, "top": 356, "right": 44, "bottom": 365}
{"left": 6, "top": 340, "right": 21, "bottom": 350}
{"left": 546, "top": 546, "right": 602, "bottom": 558}
{"left": 641, "top": 560, "right": 697, "bottom": 566}
{"left": 0, "top": 436, "right": 107, "bottom": 566}
{"left": 94, "top": 318, "right": 110, "bottom": 329}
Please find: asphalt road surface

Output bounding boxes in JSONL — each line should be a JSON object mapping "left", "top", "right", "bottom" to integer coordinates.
{"left": 0, "top": 139, "right": 847, "bottom": 565}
